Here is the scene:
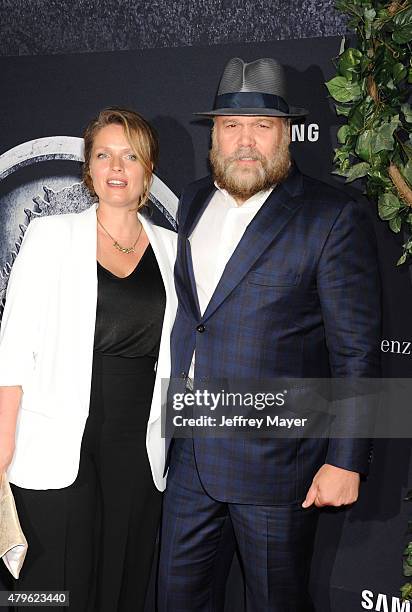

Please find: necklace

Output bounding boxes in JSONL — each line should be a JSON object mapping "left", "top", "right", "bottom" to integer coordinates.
{"left": 97, "top": 216, "right": 143, "bottom": 254}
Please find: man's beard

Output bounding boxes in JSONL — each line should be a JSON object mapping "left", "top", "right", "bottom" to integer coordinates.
{"left": 209, "top": 123, "right": 291, "bottom": 201}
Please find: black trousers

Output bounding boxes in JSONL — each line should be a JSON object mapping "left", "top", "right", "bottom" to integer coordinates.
{"left": 10, "top": 352, "right": 162, "bottom": 611}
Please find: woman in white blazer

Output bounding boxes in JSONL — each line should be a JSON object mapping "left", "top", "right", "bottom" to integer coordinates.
{"left": 0, "top": 108, "right": 177, "bottom": 610}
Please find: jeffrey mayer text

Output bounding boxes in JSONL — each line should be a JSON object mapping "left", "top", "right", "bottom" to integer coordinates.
{"left": 173, "top": 415, "right": 308, "bottom": 429}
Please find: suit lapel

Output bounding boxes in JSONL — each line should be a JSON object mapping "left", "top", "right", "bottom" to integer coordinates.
{"left": 181, "top": 182, "right": 216, "bottom": 239}
{"left": 177, "top": 181, "right": 216, "bottom": 319}
{"left": 202, "top": 168, "right": 304, "bottom": 322}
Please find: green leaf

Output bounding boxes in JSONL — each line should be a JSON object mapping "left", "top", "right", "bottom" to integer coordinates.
{"left": 338, "top": 47, "right": 363, "bottom": 80}
{"left": 339, "top": 35, "right": 346, "bottom": 55}
{"left": 393, "top": 62, "right": 407, "bottom": 83}
{"left": 335, "top": 1, "right": 363, "bottom": 19}
{"left": 393, "top": 7, "right": 412, "bottom": 43}
{"left": 357, "top": 117, "right": 400, "bottom": 162}
{"left": 400, "top": 582, "right": 412, "bottom": 600}
{"left": 393, "top": 6, "right": 412, "bottom": 28}
{"left": 350, "top": 98, "right": 374, "bottom": 130}
{"left": 332, "top": 158, "right": 352, "bottom": 176}
{"left": 409, "top": 67, "right": 412, "bottom": 84}
{"left": 401, "top": 103, "right": 412, "bottom": 124}
{"left": 345, "top": 162, "right": 370, "bottom": 182}
{"left": 364, "top": 7, "right": 376, "bottom": 39}
{"left": 335, "top": 104, "right": 351, "bottom": 117}
{"left": 389, "top": 216, "right": 402, "bottom": 233}
{"left": 334, "top": 147, "right": 350, "bottom": 163}
{"left": 325, "top": 76, "right": 361, "bottom": 102}
{"left": 356, "top": 130, "right": 375, "bottom": 162}
{"left": 374, "top": 116, "right": 399, "bottom": 152}
{"left": 386, "top": 78, "right": 396, "bottom": 91}
{"left": 378, "top": 192, "right": 402, "bottom": 220}
{"left": 377, "top": 8, "right": 389, "bottom": 20}
{"left": 337, "top": 125, "right": 352, "bottom": 144}
{"left": 401, "top": 161, "right": 412, "bottom": 187}
{"left": 397, "top": 253, "right": 407, "bottom": 266}
{"left": 404, "top": 559, "right": 412, "bottom": 577}
{"left": 368, "top": 168, "right": 392, "bottom": 187}
{"left": 402, "top": 142, "right": 412, "bottom": 161}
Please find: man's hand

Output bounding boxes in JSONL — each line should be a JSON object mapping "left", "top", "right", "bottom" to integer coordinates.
{"left": 302, "top": 464, "right": 360, "bottom": 508}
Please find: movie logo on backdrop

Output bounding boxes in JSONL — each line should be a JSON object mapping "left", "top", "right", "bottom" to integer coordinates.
{"left": 0, "top": 136, "right": 178, "bottom": 313}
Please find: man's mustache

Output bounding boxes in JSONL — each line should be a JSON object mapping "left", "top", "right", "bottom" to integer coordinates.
{"left": 226, "top": 148, "right": 265, "bottom": 163}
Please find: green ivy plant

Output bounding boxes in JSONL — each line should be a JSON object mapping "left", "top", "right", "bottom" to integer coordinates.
{"left": 326, "top": 0, "right": 412, "bottom": 265}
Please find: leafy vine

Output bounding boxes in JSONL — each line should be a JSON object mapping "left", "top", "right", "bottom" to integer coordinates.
{"left": 326, "top": 0, "right": 412, "bottom": 264}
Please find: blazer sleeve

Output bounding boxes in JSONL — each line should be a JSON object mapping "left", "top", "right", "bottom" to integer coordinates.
{"left": 316, "top": 199, "right": 381, "bottom": 474}
{"left": 0, "top": 219, "right": 45, "bottom": 389}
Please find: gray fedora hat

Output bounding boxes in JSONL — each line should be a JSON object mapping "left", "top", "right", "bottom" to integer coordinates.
{"left": 195, "top": 57, "right": 308, "bottom": 118}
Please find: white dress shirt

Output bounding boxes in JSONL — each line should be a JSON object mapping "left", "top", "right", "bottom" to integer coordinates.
{"left": 188, "top": 183, "right": 273, "bottom": 379}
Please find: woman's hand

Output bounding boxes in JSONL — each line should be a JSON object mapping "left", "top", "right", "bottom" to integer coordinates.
{"left": 0, "top": 386, "right": 22, "bottom": 476}
{"left": 0, "top": 430, "right": 15, "bottom": 475}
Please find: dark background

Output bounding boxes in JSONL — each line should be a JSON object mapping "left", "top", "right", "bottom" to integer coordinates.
{"left": 0, "top": 2, "right": 411, "bottom": 611}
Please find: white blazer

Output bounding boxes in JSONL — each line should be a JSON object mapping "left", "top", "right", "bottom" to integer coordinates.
{"left": 0, "top": 204, "right": 177, "bottom": 490}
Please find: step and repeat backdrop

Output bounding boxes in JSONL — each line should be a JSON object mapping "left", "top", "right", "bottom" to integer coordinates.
{"left": 1, "top": 14, "right": 411, "bottom": 612}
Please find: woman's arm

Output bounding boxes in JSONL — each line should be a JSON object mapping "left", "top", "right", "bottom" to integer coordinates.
{"left": 0, "top": 386, "right": 22, "bottom": 474}
{"left": 0, "top": 219, "right": 46, "bottom": 474}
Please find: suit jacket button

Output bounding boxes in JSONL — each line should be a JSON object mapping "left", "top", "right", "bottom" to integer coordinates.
{"left": 196, "top": 324, "right": 205, "bottom": 333}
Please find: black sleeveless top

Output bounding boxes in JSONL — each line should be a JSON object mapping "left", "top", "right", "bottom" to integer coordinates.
{"left": 93, "top": 244, "right": 166, "bottom": 358}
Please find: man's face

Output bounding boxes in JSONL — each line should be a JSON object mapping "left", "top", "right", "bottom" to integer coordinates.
{"left": 209, "top": 115, "right": 291, "bottom": 203}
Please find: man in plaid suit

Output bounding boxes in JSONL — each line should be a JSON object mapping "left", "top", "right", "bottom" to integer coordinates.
{"left": 158, "top": 57, "right": 381, "bottom": 611}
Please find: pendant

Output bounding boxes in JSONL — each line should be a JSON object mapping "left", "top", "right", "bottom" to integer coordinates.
{"left": 113, "top": 241, "right": 135, "bottom": 254}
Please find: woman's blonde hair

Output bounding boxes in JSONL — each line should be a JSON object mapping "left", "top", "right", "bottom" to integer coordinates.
{"left": 83, "top": 107, "right": 159, "bottom": 211}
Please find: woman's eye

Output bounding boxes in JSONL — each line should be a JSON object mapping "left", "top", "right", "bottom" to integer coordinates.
{"left": 96, "top": 152, "right": 108, "bottom": 159}
{"left": 127, "top": 154, "right": 137, "bottom": 161}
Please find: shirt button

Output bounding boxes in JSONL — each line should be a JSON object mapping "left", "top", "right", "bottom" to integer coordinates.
{"left": 180, "top": 371, "right": 187, "bottom": 378}
{"left": 196, "top": 324, "right": 205, "bottom": 333}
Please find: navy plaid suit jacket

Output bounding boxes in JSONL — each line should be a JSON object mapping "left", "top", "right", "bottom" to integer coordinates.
{"left": 170, "top": 165, "right": 381, "bottom": 505}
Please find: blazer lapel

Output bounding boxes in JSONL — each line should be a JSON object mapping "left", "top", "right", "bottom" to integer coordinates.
{"left": 138, "top": 213, "right": 178, "bottom": 425}
{"left": 202, "top": 168, "right": 304, "bottom": 322}
{"left": 63, "top": 204, "right": 97, "bottom": 411}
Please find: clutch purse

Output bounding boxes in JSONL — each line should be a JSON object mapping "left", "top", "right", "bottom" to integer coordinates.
{"left": 0, "top": 473, "right": 28, "bottom": 579}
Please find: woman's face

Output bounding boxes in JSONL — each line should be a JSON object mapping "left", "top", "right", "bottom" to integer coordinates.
{"left": 89, "top": 123, "right": 145, "bottom": 209}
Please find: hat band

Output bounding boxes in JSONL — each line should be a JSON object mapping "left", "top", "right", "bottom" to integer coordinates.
{"left": 215, "top": 92, "right": 289, "bottom": 113}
